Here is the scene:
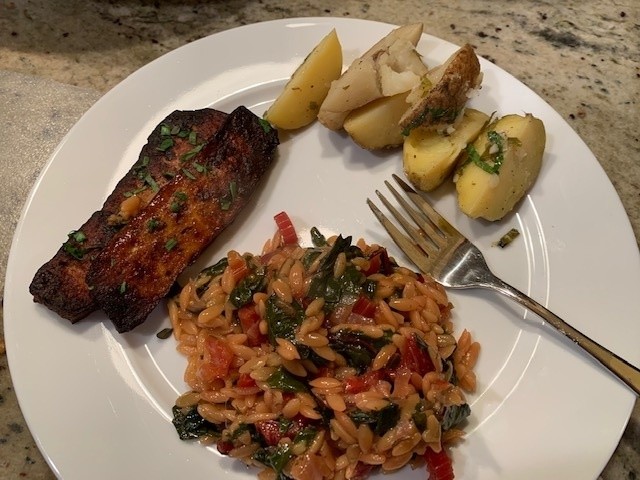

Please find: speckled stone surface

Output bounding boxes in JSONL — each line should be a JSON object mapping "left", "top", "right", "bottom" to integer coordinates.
{"left": 0, "top": 1, "right": 638, "bottom": 479}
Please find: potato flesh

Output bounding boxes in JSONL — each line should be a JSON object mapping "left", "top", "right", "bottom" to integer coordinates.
{"left": 318, "top": 23, "right": 426, "bottom": 130}
{"left": 455, "top": 114, "right": 546, "bottom": 221}
{"left": 343, "top": 92, "right": 410, "bottom": 149}
{"left": 403, "top": 108, "right": 489, "bottom": 191}
{"left": 265, "top": 29, "right": 342, "bottom": 130}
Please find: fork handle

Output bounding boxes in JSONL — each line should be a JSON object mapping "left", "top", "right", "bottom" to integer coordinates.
{"left": 489, "top": 277, "right": 640, "bottom": 396}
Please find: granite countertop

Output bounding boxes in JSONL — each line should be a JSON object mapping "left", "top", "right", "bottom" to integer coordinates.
{"left": 0, "top": 1, "right": 638, "bottom": 479}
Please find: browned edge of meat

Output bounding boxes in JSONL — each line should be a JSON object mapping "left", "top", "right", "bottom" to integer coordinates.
{"left": 86, "top": 106, "right": 279, "bottom": 333}
{"left": 29, "top": 108, "right": 228, "bottom": 322}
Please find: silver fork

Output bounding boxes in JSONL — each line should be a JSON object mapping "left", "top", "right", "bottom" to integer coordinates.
{"left": 367, "top": 174, "right": 640, "bottom": 395}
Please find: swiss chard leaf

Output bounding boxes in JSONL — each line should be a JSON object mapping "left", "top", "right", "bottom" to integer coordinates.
{"left": 265, "top": 295, "right": 304, "bottom": 345}
{"left": 265, "top": 368, "right": 309, "bottom": 393}
{"left": 441, "top": 403, "right": 471, "bottom": 431}
{"left": 253, "top": 444, "right": 294, "bottom": 480}
{"left": 229, "top": 269, "right": 266, "bottom": 308}
{"left": 172, "top": 405, "right": 221, "bottom": 441}
{"left": 199, "top": 257, "right": 229, "bottom": 277}
{"left": 328, "top": 328, "right": 393, "bottom": 373}
{"left": 349, "top": 403, "right": 400, "bottom": 437}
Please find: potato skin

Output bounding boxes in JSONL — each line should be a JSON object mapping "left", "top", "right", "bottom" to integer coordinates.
{"left": 455, "top": 113, "right": 546, "bottom": 221}
{"left": 403, "top": 108, "right": 489, "bottom": 191}
{"left": 318, "top": 23, "right": 425, "bottom": 131}
{"left": 265, "top": 29, "right": 342, "bottom": 130}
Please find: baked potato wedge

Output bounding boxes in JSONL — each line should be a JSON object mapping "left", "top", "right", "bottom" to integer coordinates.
{"left": 400, "top": 43, "right": 482, "bottom": 133}
{"left": 265, "top": 29, "right": 342, "bottom": 130}
{"left": 343, "top": 92, "right": 410, "bottom": 149}
{"left": 403, "top": 108, "right": 490, "bottom": 191}
{"left": 318, "top": 23, "right": 427, "bottom": 130}
{"left": 455, "top": 113, "right": 546, "bottom": 220}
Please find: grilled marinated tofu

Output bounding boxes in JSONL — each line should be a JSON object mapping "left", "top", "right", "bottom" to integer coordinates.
{"left": 29, "top": 108, "right": 228, "bottom": 321}
{"left": 86, "top": 106, "right": 279, "bottom": 333}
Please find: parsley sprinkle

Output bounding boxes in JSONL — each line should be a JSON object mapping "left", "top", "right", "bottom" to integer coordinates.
{"left": 119, "top": 281, "right": 127, "bottom": 294}
{"left": 188, "top": 131, "right": 197, "bottom": 145}
{"left": 160, "top": 124, "right": 171, "bottom": 136}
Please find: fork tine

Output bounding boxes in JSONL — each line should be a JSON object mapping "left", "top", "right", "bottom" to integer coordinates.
{"left": 391, "top": 173, "right": 461, "bottom": 239}
{"left": 374, "top": 188, "right": 439, "bottom": 257}
{"left": 382, "top": 180, "right": 446, "bottom": 249}
{"left": 366, "top": 199, "right": 435, "bottom": 274}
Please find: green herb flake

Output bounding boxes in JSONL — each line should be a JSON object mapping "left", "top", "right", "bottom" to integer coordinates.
{"left": 165, "top": 238, "right": 178, "bottom": 251}
{"left": 258, "top": 118, "right": 272, "bottom": 133}
{"left": 188, "top": 131, "right": 197, "bottom": 145}
{"left": 156, "top": 137, "right": 174, "bottom": 152}
{"left": 119, "top": 281, "right": 127, "bottom": 294}
{"left": 144, "top": 173, "right": 160, "bottom": 192}
{"left": 192, "top": 161, "right": 206, "bottom": 173}
{"left": 146, "top": 218, "right": 162, "bottom": 232}
{"left": 496, "top": 228, "right": 520, "bottom": 248}
{"left": 182, "top": 167, "right": 196, "bottom": 180}
{"left": 160, "top": 124, "right": 172, "bottom": 136}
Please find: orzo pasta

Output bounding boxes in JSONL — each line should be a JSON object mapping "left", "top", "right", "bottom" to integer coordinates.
{"left": 169, "top": 213, "right": 479, "bottom": 480}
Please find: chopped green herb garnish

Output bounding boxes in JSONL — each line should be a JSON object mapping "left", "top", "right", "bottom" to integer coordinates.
{"left": 143, "top": 173, "right": 160, "bottom": 192}
{"left": 188, "top": 130, "right": 197, "bottom": 145}
{"left": 63, "top": 230, "right": 88, "bottom": 259}
{"left": 165, "top": 238, "right": 178, "bottom": 251}
{"left": 465, "top": 130, "right": 506, "bottom": 175}
{"left": 146, "top": 218, "right": 162, "bottom": 232}
{"left": 156, "top": 137, "right": 174, "bottom": 152}
{"left": 119, "top": 281, "right": 127, "bottom": 294}
{"left": 182, "top": 168, "right": 196, "bottom": 180}
{"left": 258, "top": 118, "right": 272, "bottom": 133}
{"left": 496, "top": 228, "right": 520, "bottom": 248}
{"left": 160, "top": 124, "right": 172, "bottom": 136}
{"left": 181, "top": 143, "right": 204, "bottom": 162}
{"left": 192, "top": 161, "right": 206, "bottom": 173}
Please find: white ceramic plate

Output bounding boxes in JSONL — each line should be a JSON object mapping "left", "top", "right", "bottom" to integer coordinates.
{"left": 5, "top": 17, "right": 639, "bottom": 480}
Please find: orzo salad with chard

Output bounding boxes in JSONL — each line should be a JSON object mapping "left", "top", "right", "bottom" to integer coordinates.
{"left": 168, "top": 211, "right": 480, "bottom": 480}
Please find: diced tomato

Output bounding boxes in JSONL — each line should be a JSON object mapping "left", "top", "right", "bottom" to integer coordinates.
{"left": 199, "top": 336, "right": 234, "bottom": 382}
{"left": 228, "top": 251, "right": 249, "bottom": 282}
{"left": 364, "top": 252, "right": 382, "bottom": 275}
{"left": 424, "top": 447, "right": 455, "bottom": 480}
{"left": 236, "top": 373, "right": 257, "bottom": 388}
{"left": 351, "top": 462, "right": 374, "bottom": 480}
{"left": 255, "top": 416, "right": 311, "bottom": 446}
{"left": 238, "top": 305, "right": 267, "bottom": 347}
{"left": 351, "top": 295, "right": 377, "bottom": 318}
{"left": 217, "top": 440, "right": 234, "bottom": 455}
{"left": 274, "top": 211, "right": 298, "bottom": 245}
{"left": 344, "top": 369, "right": 384, "bottom": 394}
{"left": 255, "top": 420, "right": 282, "bottom": 446}
{"left": 402, "top": 335, "right": 434, "bottom": 376}
{"left": 365, "top": 248, "right": 394, "bottom": 275}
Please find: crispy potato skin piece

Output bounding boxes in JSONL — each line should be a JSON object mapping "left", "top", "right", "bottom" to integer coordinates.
{"left": 86, "top": 106, "right": 279, "bottom": 333}
{"left": 29, "top": 108, "right": 227, "bottom": 322}
{"left": 400, "top": 44, "right": 481, "bottom": 132}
